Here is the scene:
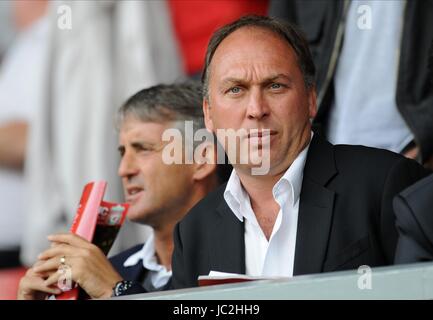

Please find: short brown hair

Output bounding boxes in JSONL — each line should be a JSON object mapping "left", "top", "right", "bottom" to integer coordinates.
{"left": 201, "top": 15, "right": 316, "bottom": 99}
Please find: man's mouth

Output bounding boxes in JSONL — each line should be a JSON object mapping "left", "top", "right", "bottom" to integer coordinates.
{"left": 247, "top": 130, "right": 278, "bottom": 139}
{"left": 125, "top": 186, "right": 144, "bottom": 202}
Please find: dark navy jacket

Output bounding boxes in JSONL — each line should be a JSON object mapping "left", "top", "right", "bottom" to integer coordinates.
{"left": 109, "top": 243, "right": 171, "bottom": 296}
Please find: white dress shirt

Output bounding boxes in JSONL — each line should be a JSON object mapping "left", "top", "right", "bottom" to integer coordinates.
{"left": 223, "top": 133, "right": 312, "bottom": 277}
{"left": 123, "top": 231, "right": 172, "bottom": 289}
{"left": 328, "top": 1, "right": 413, "bottom": 153}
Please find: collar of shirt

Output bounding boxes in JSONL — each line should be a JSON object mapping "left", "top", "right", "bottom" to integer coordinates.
{"left": 224, "top": 132, "right": 313, "bottom": 223}
{"left": 123, "top": 232, "right": 172, "bottom": 288}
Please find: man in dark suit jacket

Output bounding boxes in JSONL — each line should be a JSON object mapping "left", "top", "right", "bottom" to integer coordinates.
{"left": 172, "top": 135, "right": 428, "bottom": 288}
{"left": 393, "top": 174, "right": 433, "bottom": 264}
{"left": 393, "top": 41, "right": 433, "bottom": 265}
{"left": 170, "top": 16, "right": 429, "bottom": 289}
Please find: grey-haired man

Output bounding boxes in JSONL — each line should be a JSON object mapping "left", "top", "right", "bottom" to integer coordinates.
{"left": 18, "top": 82, "right": 223, "bottom": 299}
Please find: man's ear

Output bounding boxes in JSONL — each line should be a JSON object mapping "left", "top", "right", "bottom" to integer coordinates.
{"left": 203, "top": 98, "right": 214, "bottom": 132}
{"left": 192, "top": 142, "right": 217, "bottom": 182}
{"left": 308, "top": 86, "right": 318, "bottom": 119}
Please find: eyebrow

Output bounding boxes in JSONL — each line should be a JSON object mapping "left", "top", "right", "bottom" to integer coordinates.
{"left": 117, "top": 141, "right": 156, "bottom": 152}
{"left": 220, "top": 73, "right": 293, "bottom": 86}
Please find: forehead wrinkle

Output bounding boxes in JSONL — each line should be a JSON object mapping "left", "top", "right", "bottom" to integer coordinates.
{"left": 211, "top": 28, "right": 298, "bottom": 69}
{"left": 119, "top": 124, "right": 167, "bottom": 148}
{"left": 220, "top": 69, "right": 293, "bottom": 87}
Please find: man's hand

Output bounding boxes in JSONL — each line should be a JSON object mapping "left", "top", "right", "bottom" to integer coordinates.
{"left": 403, "top": 145, "right": 420, "bottom": 160}
{"left": 33, "top": 233, "right": 123, "bottom": 299}
{"left": 403, "top": 145, "right": 433, "bottom": 170}
{"left": 17, "top": 262, "right": 62, "bottom": 300}
{"left": 0, "top": 121, "right": 28, "bottom": 170}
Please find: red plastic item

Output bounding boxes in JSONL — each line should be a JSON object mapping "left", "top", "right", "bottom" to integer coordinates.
{"left": 55, "top": 181, "right": 128, "bottom": 300}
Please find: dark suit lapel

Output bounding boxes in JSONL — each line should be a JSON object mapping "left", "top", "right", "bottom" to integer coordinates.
{"left": 209, "top": 200, "right": 245, "bottom": 274}
{"left": 121, "top": 262, "right": 147, "bottom": 282}
{"left": 293, "top": 135, "right": 337, "bottom": 275}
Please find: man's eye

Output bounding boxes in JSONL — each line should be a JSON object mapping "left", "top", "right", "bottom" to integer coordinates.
{"left": 228, "top": 87, "right": 241, "bottom": 94}
{"left": 139, "top": 147, "right": 151, "bottom": 153}
{"left": 270, "top": 83, "right": 282, "bottom": 89}
{"left": 140, "top": 144, "right": 158, "bottom": 154}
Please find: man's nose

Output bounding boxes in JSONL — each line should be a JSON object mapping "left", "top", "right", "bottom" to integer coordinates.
{"left": 246, "top": 89, "right": 270, "bottom": 120}
{"left": 118, "top": 151, "right": 138, "bottom": 178}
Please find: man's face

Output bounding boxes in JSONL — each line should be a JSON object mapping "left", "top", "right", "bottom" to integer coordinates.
{"left": 117, "top": 116, "right": 194, "bottom": 227}
{"left": 204, "top": 27, "right": 317, "bottom": 176}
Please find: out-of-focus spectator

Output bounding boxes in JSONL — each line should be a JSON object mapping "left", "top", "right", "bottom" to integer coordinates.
{"left": 0, "top": 1, "right": 16, "bottom": 62}
{"left": 21, "top": 0, "right": 184, "bottom": 266}
{"left": 393, "top": 173, "right": 433, "bottom": 264}
{"left": 393, "top": 41, "right": 433, "bottom": 264}
{"left": 0, "top": 0, "right": 49, "bottom": 268}
{"left": 270, "top": 0, "right": 433, "bottom": 168}
{"left": 168, "top": 0, "right": 269, "bottom": 76}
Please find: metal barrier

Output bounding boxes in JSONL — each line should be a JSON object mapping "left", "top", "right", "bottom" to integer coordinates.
{"left": 115, "top": 262, "right": 433, "bottom": 300}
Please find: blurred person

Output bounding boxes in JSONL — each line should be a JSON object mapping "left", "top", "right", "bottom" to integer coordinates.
{"left": 168, "top": 16, "right": 429, "bottom": 289}
{"left": 393, "top": 42, "right": 433, "bottom": 264}
{"left": 0, "top": 1, "right": 16, "bottom": 61}
{"left": 0, "top": 0, "right": 49, "bottom": 268}
{"left": 21, "top": 0, "right": 184, "bottom": 266}
{"left": 168, "top": 0, "right": 269, "bottom": 77}
{"left": 18, "top": 82, "right": 222, "bottom": 299}
{"left": 269, "top": 0, "right": 433, "bottom": 169}
{"left": 393, "top": 173, "right": 433, "bottom": 263}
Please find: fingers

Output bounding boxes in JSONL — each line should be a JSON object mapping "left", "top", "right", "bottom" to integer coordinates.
{"left": 26, "top": 264, "right": 52, "bottom": 279}
{"left": 18, "top": 274, "right": 62, "bottom": 299}
{"left": 33, "top": 260, "right": 45, "bottom": 268}
{"left": 33, "top": 256, "right": 65, "bottom": 273}
{"left": 50, "top": 242, "right": 61, "bottom": 248}
{"left": 33, "top": 256, "right": 78, "bottom": 292}
{"left": 47, "top": 233, "right": 92, "bottom": 248}
{"left": 37, "top": 243, "right": 81, "bottom": 261}
{"left": 44, "top": 270, "right": 62, "bottom": 287}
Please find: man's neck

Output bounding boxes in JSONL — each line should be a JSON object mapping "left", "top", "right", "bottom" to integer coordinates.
{"left": 153, "top": 226, "right": 175, "bottom": 271}
{"left": 237, "top": 129, "right": 311, "bottom": 204}
{"left": 234, "top": 129, "right": 312, "bottom": 239}
{"left": 152, "top": 180, "right": 217, "bottom": 269}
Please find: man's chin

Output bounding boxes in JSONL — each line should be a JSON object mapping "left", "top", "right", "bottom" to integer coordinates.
{"left": 126, "top": 208, "right": 148, "bottom": 224}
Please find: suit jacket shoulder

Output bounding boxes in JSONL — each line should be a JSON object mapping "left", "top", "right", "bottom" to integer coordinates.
{"left": 180, "top": 182, "right": 227, "bottom": 226}
{"left": 400, "top": 172, "right": 433, "bottom": 201}
{"left": 333, "top": 143, "right": 411, "bottom": 174}
{"left": 329, "top": 142, "right": 428, "bottom": 199}
{"left": 394, "top": 173, "right": 433, "bottom": 263}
